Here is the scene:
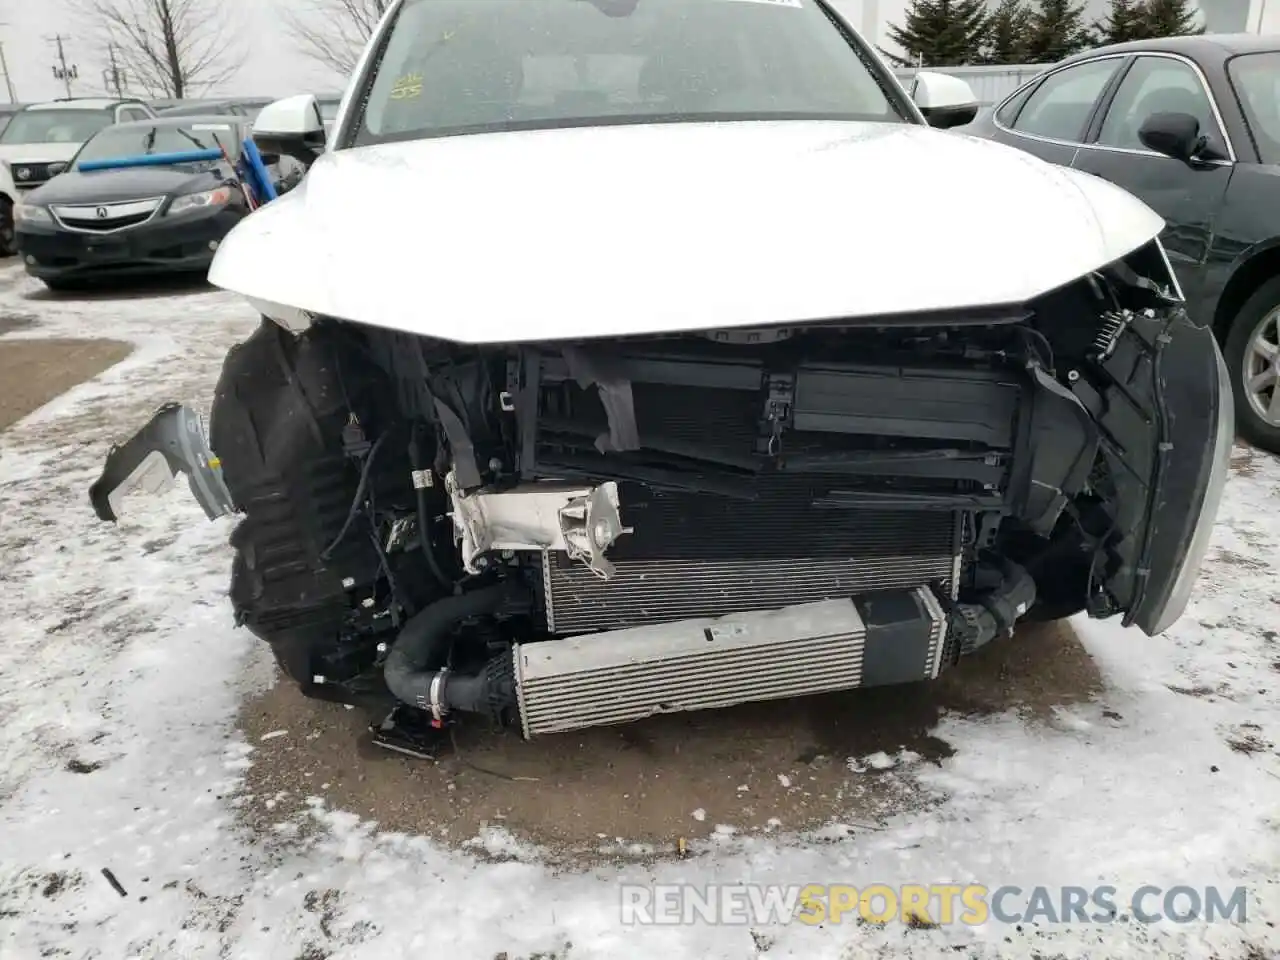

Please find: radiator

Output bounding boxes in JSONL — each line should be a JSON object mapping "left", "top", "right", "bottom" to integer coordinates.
{"left": 538, "top": 479, "right": 960, "bottom": 633}
{"left": 514, "top": 586, "right": 947, "bottom": 738}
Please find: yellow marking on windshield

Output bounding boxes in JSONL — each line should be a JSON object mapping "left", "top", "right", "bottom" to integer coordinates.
{"left": 390, "top": 73, "right": 424, "bottom": 100}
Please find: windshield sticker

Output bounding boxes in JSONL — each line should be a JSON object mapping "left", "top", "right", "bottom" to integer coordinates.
{"left": 723, "top": 0, "right": 803, "bottom": 7}
{"left": 390, "top": 73, "right": 424, "bottom": 100}
{"left": 190, "top": 124, "right": 233, "bottom": 131}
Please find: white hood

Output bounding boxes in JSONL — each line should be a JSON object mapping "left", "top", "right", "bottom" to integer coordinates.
{"left": 0, "top": 143, "right": 82, "bottom": 165}
{"left": 210, "top": 121, "right": 1164, "bottom": 345}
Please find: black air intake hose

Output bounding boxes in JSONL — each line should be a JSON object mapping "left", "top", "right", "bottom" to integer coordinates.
{"left": 382, "top": 582, "right": 524, "bottom": 723}
{"left": 949, "top": 561, "right": 1037, "bottom": 656}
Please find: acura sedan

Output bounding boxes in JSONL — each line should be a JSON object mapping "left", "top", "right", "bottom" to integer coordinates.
{"left": 15, "top": 115, "right": 298, "bottom": 289}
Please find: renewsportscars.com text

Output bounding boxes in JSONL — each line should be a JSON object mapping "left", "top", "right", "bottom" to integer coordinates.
{"left": 620, "top": 883, "right": 1249, "bottom": 927}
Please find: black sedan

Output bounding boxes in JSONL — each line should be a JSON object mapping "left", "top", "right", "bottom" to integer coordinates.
{"left": 13, "top": 115, "right": 296, "bottom": 290}
{"left": 961, "top": 34, "right": 1280, "bottom": 453}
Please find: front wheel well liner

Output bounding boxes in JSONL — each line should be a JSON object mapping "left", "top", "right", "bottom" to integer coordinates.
{"left": 1213, "top": 244, "right": 1280, "bottom": 342}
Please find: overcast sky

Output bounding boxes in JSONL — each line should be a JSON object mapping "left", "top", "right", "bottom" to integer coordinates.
{"left": 1, "top": 0, "right": 1257, "bottom": 106}
{"left": 1, "top": 0, "right": 345, "bottom": 104}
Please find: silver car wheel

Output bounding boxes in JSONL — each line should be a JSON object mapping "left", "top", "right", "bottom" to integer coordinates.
{"left": 1243, "top": 307, "right": 1280, "bottom": 426}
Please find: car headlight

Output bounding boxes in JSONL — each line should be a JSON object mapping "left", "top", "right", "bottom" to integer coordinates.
{"left": 13, "top": 203, "right": 52, "bottom": 225}
{"left": 167, "top": 186, "right": 233, "bottom": 215}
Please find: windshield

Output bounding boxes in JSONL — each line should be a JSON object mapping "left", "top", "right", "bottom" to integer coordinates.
{"left": 73, "top": 122, "right": 241, "bottom": 167}
{"left": 352, "top": 0, "right": 904, "bottom": 146}
{"left": 0, "top": 109, "right": 112, "bottom": 144}
{"left": 1228, "top": 52, "right": 1280, "bottom": 165}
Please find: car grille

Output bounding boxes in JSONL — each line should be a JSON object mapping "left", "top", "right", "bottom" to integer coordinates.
{"left": 9, "top": 162, "right": 56, "bottom": 188}
{"left": 50, "top": 198, "right": 163, "bottom": 233}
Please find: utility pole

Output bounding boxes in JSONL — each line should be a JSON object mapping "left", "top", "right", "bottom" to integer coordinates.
{"left": 0, "top": 22, "right": 17, "bottom": 104}
{"left": 48, "top": 34, "right": 79, "bottom": 99}
{"left": 103, "top": 43, "right": 126, "bottom": 96}
{"left": 0, "top": 44, "right": 13, "bottom": 103}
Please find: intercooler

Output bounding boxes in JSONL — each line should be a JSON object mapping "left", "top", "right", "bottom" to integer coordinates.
{"left": 514, "top": 586, "right": 948, "bottom": 738}
{"left": 538, "top": 479, "right": 961, "bottom": 634}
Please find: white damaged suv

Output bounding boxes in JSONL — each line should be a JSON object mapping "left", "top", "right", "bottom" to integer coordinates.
{"left": 94, "top": 0, "right": 1232, "bottom": 751}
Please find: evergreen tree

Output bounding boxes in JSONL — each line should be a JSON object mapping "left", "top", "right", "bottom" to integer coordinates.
{"left": 1024, "top": 0, "right": 1092, "bottom": 63}
{"left": 1091, "top": 0, "right": 1152, "bottom": 44}
{"left": 980, "top": 0, "right": 1033, "bottom": 64}
{"left": 1142, "top": 0, "right": 1203, "bottom": 36}
{"left": 883, "top": 0, "right": 990, "bottom": 67}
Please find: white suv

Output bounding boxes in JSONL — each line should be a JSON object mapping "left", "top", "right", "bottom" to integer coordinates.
{"left": 0, "top": 97, "right": 156, "bottom": 255}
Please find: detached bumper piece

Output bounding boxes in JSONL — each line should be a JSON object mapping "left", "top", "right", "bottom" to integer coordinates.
{"left": 513, "top": 586, "right": 947, "bottom": 738}
{"left": 89, "top": 402, "right": 234, "bottom": 522}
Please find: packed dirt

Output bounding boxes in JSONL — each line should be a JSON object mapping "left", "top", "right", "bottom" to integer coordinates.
{"left": 0, "top": 324, "right": 132, "bottom": 431}
{"left": 238, "top": 618, "right": 1102, "bottom": 857}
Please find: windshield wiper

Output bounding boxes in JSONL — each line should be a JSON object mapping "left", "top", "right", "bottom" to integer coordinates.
{"left": 178, "top": 127, "right": 215, "bottom": 154}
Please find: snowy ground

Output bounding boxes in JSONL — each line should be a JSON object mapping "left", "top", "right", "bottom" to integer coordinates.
{"left": 1, "top": 260, "right": 1278, "bottom": 959}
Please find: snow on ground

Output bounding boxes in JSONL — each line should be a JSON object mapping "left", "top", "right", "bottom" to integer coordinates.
{"left": 1, "top": 261, "right": 1279, "bottom": 959}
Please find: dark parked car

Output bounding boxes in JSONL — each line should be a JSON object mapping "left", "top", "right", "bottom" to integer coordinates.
{"left": 13, "top": 115, "right": 299, "bottom": 290}
{"left": 962, "top": 34, "right": 1280, "bottom": 452}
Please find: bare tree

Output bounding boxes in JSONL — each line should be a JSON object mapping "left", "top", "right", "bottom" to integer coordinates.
{"left": 73, "top": 0, "right": 247, "bottom": 99}
{"left": 280, "top": 0, "right": 390, "bottom": 79}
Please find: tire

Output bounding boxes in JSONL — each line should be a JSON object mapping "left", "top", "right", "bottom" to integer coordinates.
{"left": 1223, "top": 276, "right": 1280, "bottom": 454}
{"left": 0, "top": 196, "right": 15, "bottom": 258}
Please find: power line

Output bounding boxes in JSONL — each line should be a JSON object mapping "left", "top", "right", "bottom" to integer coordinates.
{"left": 47, "top": 33, "right": 79, "bottom": 98}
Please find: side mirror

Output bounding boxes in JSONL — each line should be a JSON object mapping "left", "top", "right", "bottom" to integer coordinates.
{"left": 47, "top": 162, "right": 68, "bottom": 177}
{"left": 1139, "top": 111, "right": 1212, "bottom": 165}
{"left": 252, "top": 94, "right": 327, "bottom": 170}
{"left": 911, "top": 71, "right": 980, "bottom": 129}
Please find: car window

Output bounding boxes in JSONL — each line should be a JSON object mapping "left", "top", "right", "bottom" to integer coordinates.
{"left": 72, "top": 122, "right": 242, "bottom": 167}
{"left": 1011, "top": 58, "right": 1122, "bottom": 142}
{"left": 1228, "top": 51, "right": 1280, "bottom": 165}
{"left": 119, "top": 107, "right": 151, "bottom": 122}
{"left": 0, "top": 109, "right": 114, "bottom": 144}
{"left": 1097, "top": 56, "right": 1221, "bottom": 153}
{"left": 352, "top": 0, "right": 906, "bottom": 147}
{"left": 318, "top": 100, "right": 341, "bottom": 128}
{"left": 995, "top": 83, "right": 1037, "bottom": 127}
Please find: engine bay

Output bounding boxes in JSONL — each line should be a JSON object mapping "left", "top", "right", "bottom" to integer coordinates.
{"left": 88, "top": 240, "right": 1215, "bottom": 752}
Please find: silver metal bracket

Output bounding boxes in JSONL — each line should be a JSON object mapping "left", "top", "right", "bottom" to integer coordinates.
{"left": 446, "top": 472, "right": 632, "bottom": 578}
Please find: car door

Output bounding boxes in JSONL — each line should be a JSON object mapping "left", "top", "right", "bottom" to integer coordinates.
{"left": 1071, "top": 54, "right": 1234, "bottom": 305}
{"left": 987, "top": 55, "right": 1131, "bottom": 169}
